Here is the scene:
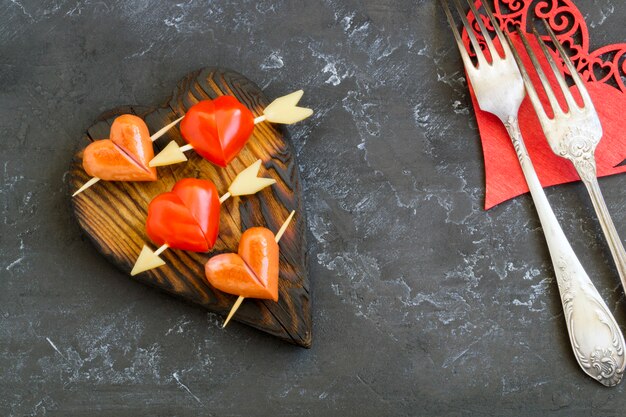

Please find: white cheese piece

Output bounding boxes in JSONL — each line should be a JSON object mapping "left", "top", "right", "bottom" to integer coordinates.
{"left": 149, "top": 140, "right": 188, "bottom": 167}
{"left": 131, "top": 245, "right": 166, "bottom": 276}
{"left": 262, "top": 90, "right": 313, "bottom": 124}
{"left": 228, "top": 159, "right": 276, "bottom": 197}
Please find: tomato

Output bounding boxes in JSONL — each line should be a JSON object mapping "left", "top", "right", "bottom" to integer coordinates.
{"left": 146, "top": 178, "right": 221, "bottom": 252}
{"left": 180, "top": 96, "right": 255, "bottom": 167}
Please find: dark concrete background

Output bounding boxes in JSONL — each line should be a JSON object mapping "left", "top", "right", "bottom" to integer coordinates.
{"left": 2, "top": 0, "right": 626, "bottom": 415}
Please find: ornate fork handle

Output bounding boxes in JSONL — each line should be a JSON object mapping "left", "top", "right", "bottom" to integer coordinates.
{"left": 558, "top": 138, "right": 626, "bottom": 299}
{"left": 505, "top": 117, "right": 626, "bottom": 386}
{"left": 581, "top": 176, "right": 626, "bottom": 289}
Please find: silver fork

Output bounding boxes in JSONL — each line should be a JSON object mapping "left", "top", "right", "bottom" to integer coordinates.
{"left": 441, "top": 0, "right": 626, "bottom": 386}
{"left": 511, "top": 21, "right": 626, "bottom": 315}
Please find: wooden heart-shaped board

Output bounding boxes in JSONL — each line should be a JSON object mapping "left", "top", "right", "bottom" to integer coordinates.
{"left": 69, "top": 68, "right": 311, "bottom": 348}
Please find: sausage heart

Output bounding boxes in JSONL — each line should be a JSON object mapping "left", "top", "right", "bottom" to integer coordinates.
{"left": 82, "top": 114, "right": 157, "bottom": 181}
{"left": 204, "top": 227, "right": 279, "bottom": 301}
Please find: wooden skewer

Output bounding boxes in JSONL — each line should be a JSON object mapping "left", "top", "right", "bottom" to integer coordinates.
{"left": 154, "top": 244, "right": 169, "bottom": 256}
{"left": 150, "top": 90, "right": 313, "bottom": 167}
{"left": 130, "top": 160, "right": 276, "bottom": 276}
{"left": 274, "top": 210, "right": 295, "bottom": 243}
{"left": 150, "top": 116, "right": 185, "bottom": 141}
{"left": 72, "top": 176, "right": 101, "bottom": 197}
{"left": 219, "top": 192, "right": 231, "bottom": 204}
{"left": 72, "top": 116, "right": 185, "bottom": 197}
{"left": 222, "top": 210, "right": 295, "bottom": 328}
{"left": 222, "top": 296, "right": 245, "bottom": 328}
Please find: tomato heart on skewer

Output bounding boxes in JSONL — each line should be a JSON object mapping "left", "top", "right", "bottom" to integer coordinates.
{"left": 130, "top": 159, "right": 277, "bottom": 276}
{"left": 150, "top": 91, "right": 313, "bottom": 168}
{"left": 146, "top": 178, "right": 221, "bottom": 252}
{"left": 180, "top": 96, "right": 255, "bottom": 167}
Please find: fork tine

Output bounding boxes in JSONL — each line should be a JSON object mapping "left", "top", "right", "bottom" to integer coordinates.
{"left": 541, "top": 19, "right": 595, "bottom": 110}
{"left": 451, "top": 0, "right": 489, "bottom": 67}
{"left": 440, "top": 0, "right": 477, "bottom": 71}
{"left": 502, "top": 27, "right": 550, "bottom": 123}
{"left": 516, "top": 26, "right": 563, "bottom": 118}
{"left": 464, "top": 0, "right": 500, "bottom": 62}
{"left": 481, "top": 1, "right": 513, "bottom": 58}
{"left": 531, "top": 26, "right": 579, "bottom": 112}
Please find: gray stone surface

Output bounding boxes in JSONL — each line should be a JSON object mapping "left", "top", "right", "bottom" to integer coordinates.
{"left": 2, "top": 0, "right": 626, "bottom": 415}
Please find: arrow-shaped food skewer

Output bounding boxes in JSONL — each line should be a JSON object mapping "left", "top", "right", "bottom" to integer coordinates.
{"left": 221, "top": 210, "right": 295, "bottom": 328}
{"left": 73, "top": 90, "right": 311, "bottom": 196}
{"left": 149, "top": 90, "right": 313, "bottom": 167}
{"left": 72, "top": 116, "right": 185, "bottom": 197}
{"left": 130, "top": 159, "right": 276, "bottom": 276}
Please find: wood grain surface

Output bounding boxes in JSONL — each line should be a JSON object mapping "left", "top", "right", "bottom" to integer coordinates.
{"left": 69, "top": 68, "right": 311, "bottom": 348}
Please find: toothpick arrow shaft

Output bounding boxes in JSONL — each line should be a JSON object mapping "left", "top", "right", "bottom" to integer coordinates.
{"left": 72, "top": 176, "right": 101, "bottom": 197}
{"left": 222, "top": 296, "right": 245, "bottom": 328}
{"left": 219, "top": 192, "right": 231, "bottom": 204}
{"left": 150, "top": 116, "right": 184, "bottom": 142}
{"left": 149, "top": 116, "right": 268, "bottom": 166}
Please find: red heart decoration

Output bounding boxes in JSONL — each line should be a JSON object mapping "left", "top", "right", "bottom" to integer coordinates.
{"left": 204, "top": 227, "right": 279, "bottom": 301}
{"left": 180, "top": 96, "right": 255, "bottom": 167}
{"left": 464, "top": 1, "right": 626, "bottom": 209}
{"left": 146, "top": 178, "right": 221, "bottom": 252}
{"left": 82, "top": 114, "right": 157, "bottom": 181}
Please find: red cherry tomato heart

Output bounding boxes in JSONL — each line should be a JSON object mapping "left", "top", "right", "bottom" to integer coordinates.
{"left": 146, "top": 178, "right": 221, "bottom": 252}
{"left": 82, "top": 114, "right": 157, "bottom": 181}
{"left": 204, "top": 227, "right": 279, "bottom": 301}
{"left": 180, "top": 96, "right": 255, "bottom": 167}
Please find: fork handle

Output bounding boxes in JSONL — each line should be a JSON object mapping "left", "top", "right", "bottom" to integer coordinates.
{"left": 579, "top": 174, "right": 626, "bottom": 295}
{"left": 504, "top": 116, "right": 626, "bottom": 386}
